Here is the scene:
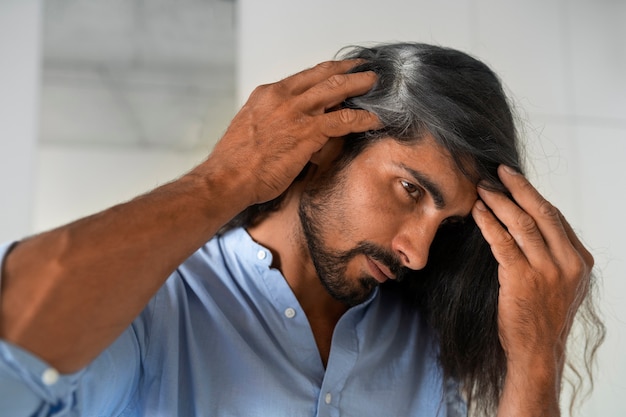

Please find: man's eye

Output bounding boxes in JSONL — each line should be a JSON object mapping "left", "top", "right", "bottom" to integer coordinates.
{"left": 400, "top": 180, "right": 422, "bottom": 200}
{"left": 440, "top": 216, "right": 464, "bottom": 227}
{"left": 438, "top": 215, "right": 467, "bottom": 231}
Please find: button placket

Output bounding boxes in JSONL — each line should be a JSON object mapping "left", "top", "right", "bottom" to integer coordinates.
{"left": 318, "top": 305, "right": 368, "bottom": 416}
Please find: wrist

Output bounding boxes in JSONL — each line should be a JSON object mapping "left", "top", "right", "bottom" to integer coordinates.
{"left": 498, "top": 357, "right": 562, "bottom": 417}
{"left": 185, "top": 160, "right": 255, "bottom": 224}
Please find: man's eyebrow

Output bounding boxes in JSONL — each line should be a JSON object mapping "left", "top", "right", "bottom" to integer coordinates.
{"left": 399, "top": 164, "right": 446, "bottom": 209}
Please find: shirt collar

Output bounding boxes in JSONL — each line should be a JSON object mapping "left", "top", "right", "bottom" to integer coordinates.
{"left": 219, "top": 226, "right": 381, "bottom": 309}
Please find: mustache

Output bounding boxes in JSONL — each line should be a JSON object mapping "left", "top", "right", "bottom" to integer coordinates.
{"left": 338, "top": 241, "right": 410, "bottom": 282}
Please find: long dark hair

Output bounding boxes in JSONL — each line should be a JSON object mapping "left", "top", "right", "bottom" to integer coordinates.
{"left": 223, "top": 42, "right": 604, "bottom": 416}
{"left": 339, "top": 42, "right": 518, "bottom": 416}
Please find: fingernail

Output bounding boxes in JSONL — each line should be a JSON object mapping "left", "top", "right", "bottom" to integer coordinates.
{"left": 474, "top": 200, "right": 487, "bottom": 211}
{"left": 502, "top": 165, "right": 519, "bottom": 175}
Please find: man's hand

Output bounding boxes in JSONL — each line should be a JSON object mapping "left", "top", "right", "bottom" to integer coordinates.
{"left": 472, "top": 165, "right": 593, "bottom": 416}
{"left": 201, "top": 60, "right": 380, "bottom": 209}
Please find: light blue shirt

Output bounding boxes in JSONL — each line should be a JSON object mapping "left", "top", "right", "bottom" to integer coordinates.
{"left": 0, "top": 227, "right": 466, "bottom": 416}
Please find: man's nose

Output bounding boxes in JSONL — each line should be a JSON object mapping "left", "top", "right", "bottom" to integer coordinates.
{"left": 391, "top": 216, "right": 440, "bottom": 271}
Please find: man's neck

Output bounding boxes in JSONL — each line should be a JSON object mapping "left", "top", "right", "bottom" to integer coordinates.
{"left": 246, "top": 187, "right": 347, "bottom": 366}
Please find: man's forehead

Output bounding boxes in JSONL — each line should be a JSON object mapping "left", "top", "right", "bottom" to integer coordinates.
{"left": 365, "top": 135, "right": 456, "bottom": 170}
{"left": 389, "top": 135, "right": 478, "bottom": 183}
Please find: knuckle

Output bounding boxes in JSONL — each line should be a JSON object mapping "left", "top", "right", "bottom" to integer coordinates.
{"left": 515, "top": 212, "right": 537, "bottom": 234}
{"left": 518, "top": 176, "right": 536, "bottom": 194}
{"left": 252, "top": 83, "right": 276, "bottom": 94}
{"left": 538, "top": 198, "right": 558, "bottom": 218}
{"left": 579, "top": 270, "right": 592, "bottom": 296}
{"left": 323, "top": 115, "right": 340, "bottom": 132}
{"left": 250, "top": 83, "right": 282, "bottom": 103}
{"left": 251, "top": 83, "right": 270, "bottom": 96}
{"left": 325, "top": 74, "right": 348, "bottom": 89}
{"left": 315, "top": 60, "right": 337, "bottom": 71}
{"left": 543, "top": 263, "right": 561, "bottom": 283}
{"left": 498, "top": 228, "right": 517, "bottom": 250}
{"left": 265, "top": 80, "right": 292, "bottom": 98}
{"left": 586, "top": 251, "right": 595, "bottom": 269}
{"left": 567, "top": 257, "right": 591, "bottom": 300}
{"left": 565, "top": 253, "right": 587, "bottom": 278}
{"left": 292, "top": 114, "right": 313, "bottom": 133}
{"left": 498, "top": 246, "right": 522, "bottom": 265}
{"left": 337, "top": 109, "right": 357, "bottom": 124}
{"left": 580, "top": 246, "right": 595, "bottom": 269}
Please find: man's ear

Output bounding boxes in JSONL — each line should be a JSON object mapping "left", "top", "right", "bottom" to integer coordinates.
{"left": 310, "top": 137, "right": 344, "bottom": 169}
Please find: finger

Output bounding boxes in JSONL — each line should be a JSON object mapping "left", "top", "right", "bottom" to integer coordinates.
{"left": 278, "top": 59, "right": 366, "bottom": 96}
{"left": 558, "top": 211, "right": 594, "bottom": 268}
{"left": 558, "top": 211, "right": 594, "bottom": 299}
{"left": 316, "top": 108, "right": 381, "bottom": 138}
{"left": 477, "top": 185, "right": 551, "bottom": 266}
{"left": 497, "top": 166, "right": 575, "bottom": 262}
{"left": 472, "top": 199, "right": 529, "bottom": 270}
{"left": 293, "top": 70, "right": 378, "bottom": 112}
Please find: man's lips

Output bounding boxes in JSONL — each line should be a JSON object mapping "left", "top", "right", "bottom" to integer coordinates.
{"left": 366, "top": 257, "right": 396, "bottom": 283}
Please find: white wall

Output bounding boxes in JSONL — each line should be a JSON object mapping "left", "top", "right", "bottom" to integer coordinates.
{"left": 33, "top": 145, "right": 206, "bottom": 231}
{"left": 0, "top": 0, "right": 41, "bottom": 242}
{"left": 238, "top": 1, "right": 625, "bottom": 416}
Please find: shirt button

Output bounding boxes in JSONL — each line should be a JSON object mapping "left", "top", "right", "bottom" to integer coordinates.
{"left": 325, "top": 392, "right": 332, "bottom": 404}
{"left": 257, "top": 250, "right": 267, "bottom": 260}
{"left": 42, "top": 368, "right": 60, "bottom": 386}
{"left": 284, "top": 307, "right": 296, "bottom": 319}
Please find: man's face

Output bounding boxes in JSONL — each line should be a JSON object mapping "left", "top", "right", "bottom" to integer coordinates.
{"left": 298, "top": 135, "right": 478, "bottom": 306}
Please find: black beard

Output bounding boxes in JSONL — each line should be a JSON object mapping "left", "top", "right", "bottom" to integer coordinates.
{"left": 298, "top": 181, "right": 408, "bottom": 307}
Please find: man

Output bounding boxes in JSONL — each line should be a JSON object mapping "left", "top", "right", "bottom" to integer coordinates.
{"left": 0, "top": 43, "right": 602, "bottom": 416}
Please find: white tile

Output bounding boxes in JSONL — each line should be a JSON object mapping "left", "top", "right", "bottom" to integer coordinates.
{"left": 43, "top": 0, "right": 235, "bottom": 66}
{"left": 126, "top": 88, "right": 235, "bottom": 150}
{"left": 567, "top": 1, "right": 626, "bottom": 121}
{"left": 139, "top": 0, "right": 235, "bottom": 67}
{"left": 40, "top": 65, "right": 235, "bottom": 150}
{"left": 472, "top": 0, "right": 569, "bottom": 116}
{"left": 40, "top": 73, "right": 137, "bottom": 146}
{"left": 40, "top": 0, "right": 236, "bottom": 150}
{"left": 43, "top": 0, "right": 136, "bottom": 63}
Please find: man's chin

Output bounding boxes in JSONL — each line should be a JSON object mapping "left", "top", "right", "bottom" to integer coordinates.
{"left": 332, "top": 276, "right": 379, "bottom": 307}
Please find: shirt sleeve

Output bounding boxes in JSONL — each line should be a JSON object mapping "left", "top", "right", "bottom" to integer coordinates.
{"left": 0, "top": 241, "right": 146, "bottom": 417}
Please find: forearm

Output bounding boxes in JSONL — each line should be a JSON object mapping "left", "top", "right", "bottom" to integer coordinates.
{"left": 0, "top": 168, "right": 246, "bottom": 373}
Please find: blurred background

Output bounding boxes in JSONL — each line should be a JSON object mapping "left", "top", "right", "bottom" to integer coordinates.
{"left": 1, "top": 0, "right": 624, "bottom": 415}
